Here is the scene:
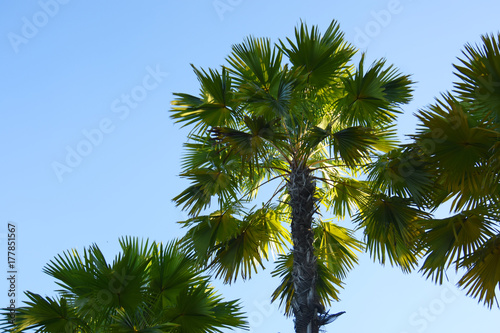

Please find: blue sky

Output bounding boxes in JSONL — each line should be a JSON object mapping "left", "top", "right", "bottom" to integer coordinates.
{"left": 1, "top": 0, "right": 499, "bottom": 332}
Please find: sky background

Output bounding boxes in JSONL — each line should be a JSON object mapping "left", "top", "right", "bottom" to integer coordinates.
{"left": 1, "top": 0, "right": 500, "bottom": 332}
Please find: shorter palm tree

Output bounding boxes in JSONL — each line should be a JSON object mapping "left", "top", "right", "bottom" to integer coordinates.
{"left": 1, "top": 237, "right": 247, "bottom": 332}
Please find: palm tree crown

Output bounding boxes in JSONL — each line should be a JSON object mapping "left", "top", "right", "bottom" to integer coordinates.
{"left": 1, "top": 237, "right": 247, "bottom": 332}
{"left": 371, "top": 33, "right": 500, "bottom": 308}
{"left": 170, "top": 20, "right": 414, "bottom": 333}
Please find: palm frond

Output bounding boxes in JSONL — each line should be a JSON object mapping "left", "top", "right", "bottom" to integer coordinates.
{"left": 330, "top": 126, "right": 378, "bottom": 166}
{"left": 356, "top": 194, "right": 429, "bottom": 272}
{"left": 458, "top": 233, "right": 500, "bottom": 308}
{"left": 173, "top": 167, "right": 239, "bottom": 216}
{"left": 178, "top": 205, "right": 244, "bottom": 264}
{"left": 320, "top": 177, "right": 369, "bottom": 219}
{"left": 179, "top": 135, "right": 221, "bottom": 171}
{"left": 453, "top": 32, "right": 500, "bottom": 120}
{"left": 415, "top": 95, "right": 499, "bottom": 211}
{"left": 367, "top": 147, "right": 436, "bottom": 207}
{"left": 110, "top": 306, "right": 178, "bottom": 333}
{"left": 164, "top": 282, "right": 247, "bottom": 333}
{"left": 1, "top": 292, "right": 88, "bottom": 333}
{"left": 119, "top": 236, "right": 154, "bottom": 259}
{"left": 211, "top": 116, "right": 287, "bottom": 164}
{"left": 279, "top": 20, "right": 355, "bottom": 88}
{"left": 2, "top": 238, "right": 248, "bottom": 333}
{"left": 225, "top": 36, "right": 300, "bottom": 121}
{"left": 148, "top": 241, "right": 202, "bottom": 307}
{"left": 227, "top": 36, "right": 283, "bottom": 88}
{"left": 419, "top": 207, "right": 497, "bottom": 284}
{"left": 314, "top": 220, "right": 364, "bottom": 279}
{"left": 209, "top": 205, "right": 290, "bottom": 283}
{"left": 170, "top": 66, "right": 237, "bottom": 134}
{"left": 42, "top": 241, "right": 152, "bottom": 324}
{"left": 336, "top": 54, "right": 413, "bottom": 128}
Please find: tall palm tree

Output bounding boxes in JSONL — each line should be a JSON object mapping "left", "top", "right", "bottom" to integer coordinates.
{"left": 368, "top": 33, "right": 500, "bottom": 308}
{"left": 1, "top": 237, "right": 247, "bottom": 332}
{"left": 170, "top": 20, "right": 413, "bottom": 332}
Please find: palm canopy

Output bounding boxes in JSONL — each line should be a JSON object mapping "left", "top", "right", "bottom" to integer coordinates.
{"left": 170, "top": 20, "right": 413, "bottom": 332}
{"left": 368, "top": 33, "right": 500, "bottom": 308}
{"left": 1, "top": 237, "right": 247, "bottom": 333}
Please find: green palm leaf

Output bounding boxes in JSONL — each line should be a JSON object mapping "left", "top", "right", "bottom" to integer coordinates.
{"left": 110, "top": 307, "right": 178, "bottom": 333}
{"left": 227, "top": 36, "right": 283, "bottom": 88}
{"left": 173, "top": 167, "right": 239, "bottom": 216}
{"left": 180, "top": 204, "right": 290, "bottom": 284}
{"left": 453, "top": 33, "right": 500, "bottom": 120}
{"left": 226, "top": 36, "right": 298, "bottom": 120}
{"left": 164, "top": 282, "right": 246, "bottom": 333}
{"left": 314, "top": 220, "right": 364, "bottom": 279}
{"left": 43, "top": 242, "right": 151, "bottom": 324}
{"left": 367, "top": 147, "right": 436, "bottom": 207}
{"left": 210, "top": 205, "right": 290, "bottom": 283}
{"left": 415, "top": 95, "right": 499, "bottom": 211}
{"left": 2, "top": 292, "right": 88, "bottom": 333}
{"left": 336, "top": 55, "right": 413, "bottom": 127}
{"left": 170, "top": 67, "right": 238, "bottom": 137}
{"left": 458, "top": 233, "right": 500, "bottom": 308}
{"left": 178, "top": 205, "right": 245, "bottom": 263}
{"left": 330, "top": 126, "right": 378, "bottom": 165}
{"left": 148, "top": 241, "right": 203, "bottom": 308}
{"left": 279, "top": 20, "right": 355, "bottom": 88}
{"left": 320, "top": 177, "right": 369, "bottom": 219}
{"left": 211, "top": 116, "right": 285, "bottom": 163}
{"left": 356, "top": 194, "right": 429, "bottom": 272}
{"left": 419, "top": 207, "right": 497, "bottom": 284}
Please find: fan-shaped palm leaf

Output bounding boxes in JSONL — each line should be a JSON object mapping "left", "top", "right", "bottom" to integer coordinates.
{"left": 415, "top": 95, "right": 499, "bottom": 211}
{"left": 314, "top": 220, "right": 364, "bottom": 279}
{"left": 189, "top": 205, "right": 290, "bottom": 283}
{"left": 458, "top": 233, "right": 500, "bottom": 308}
{"left": 356, "top": 194, "right": 430, "bottom": 272}
{"left": 43, "top": 242, "right": 150, "bottom": 324}
{"left": 5, "top": 292, "right": 88, "bottom": 333}
{"left": 171, "top": 66, "right": 237, "bottom": 133}
{"left": 367, "top": 147, "right": 436, "bottom": 207}
{"left": 453, "top": 33, "right": 500, "bottom": 120}
{"left": 336, "top": 55, "right": 413, "bottom": 128}
{"left": 279, "top": 20, "right": 355, "bottom": 88}
{"left": 419, "top": 207, "right": 497, "bottom": 284}
{"left": 319, "top": 177, "right": 369, "bottom": 219}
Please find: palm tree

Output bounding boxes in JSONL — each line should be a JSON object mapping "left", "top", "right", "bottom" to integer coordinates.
{"left": 368, "top": 33, "right": 500, "bottom": 307}
{"left": 1, "top": 237, "right": 247, "bottom": 332}
{"left": 170, "top": 20, "right": 413, "bottom": 332}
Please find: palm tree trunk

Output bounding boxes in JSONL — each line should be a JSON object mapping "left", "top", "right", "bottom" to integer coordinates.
{"left": 288, "top": 164, "right": 320, "bottom": 333}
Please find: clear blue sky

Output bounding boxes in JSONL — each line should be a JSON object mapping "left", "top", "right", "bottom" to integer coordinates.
{"left": 1, "top": 1, "right": 499, "bottom": 332}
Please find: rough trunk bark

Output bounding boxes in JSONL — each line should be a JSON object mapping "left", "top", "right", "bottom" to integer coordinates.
{"left": 288, "top": 164, "right": 320, "bottom": 333}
